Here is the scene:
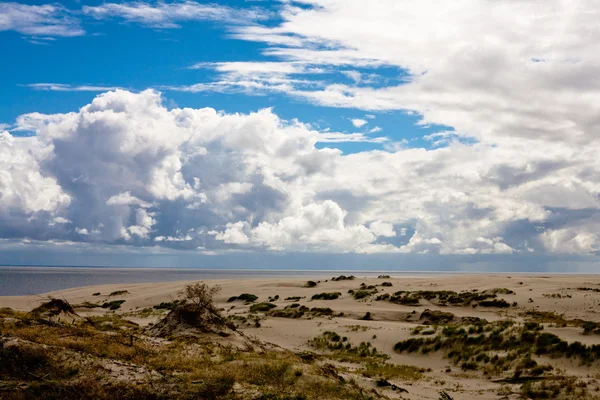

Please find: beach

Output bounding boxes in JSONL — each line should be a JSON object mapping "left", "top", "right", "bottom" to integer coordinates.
{"left": 2, "top": 274, "right": 600, "bottom": 399}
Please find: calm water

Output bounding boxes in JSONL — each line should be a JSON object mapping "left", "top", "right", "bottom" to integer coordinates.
{"left": 0, "top": 266, "right": 436, "bottom": 296}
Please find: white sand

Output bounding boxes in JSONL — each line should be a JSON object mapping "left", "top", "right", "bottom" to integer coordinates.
{"left": 2, "top": 274, "right": 600, "bottom": 399}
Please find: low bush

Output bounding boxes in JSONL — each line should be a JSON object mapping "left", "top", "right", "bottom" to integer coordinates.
{"left": 311, "top": 292, "right": 341, "bottom": 300}
{"left": 109, "top": 290, "right": 129, "bottom": 296}
{"left": 331, "top": 275, "right": 355, "bottom": 281}
{"left": 228, "top": 293, "right": 258, "bottom": 303}
{"left": 249, "top": 302, "right": 277, "bottom": 312}
{"left": 101, "top": 300, "right": 126, "bottom": 310}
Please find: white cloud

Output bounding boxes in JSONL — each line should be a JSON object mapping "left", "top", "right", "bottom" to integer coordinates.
{"left": 351, "top": 118, "right": 368, "bottom": 128}
{"left": 2, "top": 90, "right": 600, "bottom": 255}
{"left": 0, "top": 3, "right": 84, "bottom": 37}
{"left": 25, "top": 83, "right": 122, "bottom": 92}
{"left": 0, "top": 132, "right": 70, "bottom": 215}
{"left": 369, "top": 221, "right": 395, "bottom": 237}
{"left": 82, "top": 1, "right": 268, "bottom": 28}
{"left": 369, "top": 126, "right": 382, "bottom": 133}
{"left": 317, "top": 131, "right": 386, "bottom": 143}
{"left": 107, "top": 192, "right": 153, "bottom": 208}
{"left": 224, "top": 0, "right": 600, "bottom": 150}
{"left": 190, "top": 61, "right": 320, "bottom": 75}
{"left": 341, "top": 70, "right": 361, "bottom": 84}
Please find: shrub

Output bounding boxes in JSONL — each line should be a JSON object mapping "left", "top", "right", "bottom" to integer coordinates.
{"left": 180, "top": 283, "right": 221, "bottom": 311}
{"left": 101, "top": 300, "right": 126, "bottom": 310}
{"left": 237, "top": 293, "right": 258, "bottom": 302}
{"left": 420, "top": 309, "right": 455, "bottom": 324}
{"left": 194, "top": 375, "right": 235, "bottom": 399}
{"left": 249, "top": 302, "right": 277, "bottom": 312}
{"left": 583, "top": 321, "right": 598, "bottom": 335}
{"left": 74, "top": 301, "right": 101, "bottom": 309}
{"left": 349, "top": 289, "right": 376, "bottom": 300}
{"left": 331, "top": 275, "right": 355, "bottom": 281}
{"left": 360, "top": 312, "right": 372, "bottom": 321}
{"left": 109, "top": 290, "right": 129, "bottom": 296}
{"left": 310, "top": 307, "right": 337, "bottom": 316}
{"left": 311, "top": 292, "right": 341, "bottom": 300}
{"left": 153, "top": 300, "right": 185, "bottom": 310}
{"left": 360, "top": 362, "right": 423, "bottom": 381}
{"left": 478, "top": 299, "right": 510, "bottom": 308}
{"left": 0, "top": 345, "right": 56, "bottom": 380}
{"left": 304, "top": 281, "right": 318, "bottom": 288}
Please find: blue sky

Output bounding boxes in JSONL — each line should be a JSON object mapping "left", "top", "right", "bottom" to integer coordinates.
{"left": 1, "top": 0, "right": 599, "bottom": 268}
{"left": 1, "top": 1, "right": 446, "bottom": 152}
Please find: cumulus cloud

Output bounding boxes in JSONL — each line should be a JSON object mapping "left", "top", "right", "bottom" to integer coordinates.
{"left": 351, "top": 118, "right": 368, "bottom": 128}
{"left": 2, "top": 90, "right": 600, "bottom": 255}
{"left": 0, "top": 2, "right": 84, "bottom": 37}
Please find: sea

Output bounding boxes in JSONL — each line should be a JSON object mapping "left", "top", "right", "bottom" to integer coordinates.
{"left": 0, "top": 266, "right": 440, "bottom": 296}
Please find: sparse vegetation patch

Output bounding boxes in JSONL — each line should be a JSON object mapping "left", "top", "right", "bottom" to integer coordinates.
{"left": 311, "top": 292, "right": 341, "bottom": 300}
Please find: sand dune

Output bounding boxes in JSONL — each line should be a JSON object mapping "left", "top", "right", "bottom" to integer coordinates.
{"left": 2, "top": 274, "right": 600, "bottom": 399}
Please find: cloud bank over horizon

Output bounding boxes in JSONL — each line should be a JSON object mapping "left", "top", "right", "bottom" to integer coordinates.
{"left": 2, "top": 88, "right": 599, "bottom": 256}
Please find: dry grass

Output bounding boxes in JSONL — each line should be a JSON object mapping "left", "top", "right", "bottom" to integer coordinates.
{"left": 0, "top": 308, "right": 379, "bottom": 400}
{"left": 359, "top": 362, "right": 424, "bottom": 381}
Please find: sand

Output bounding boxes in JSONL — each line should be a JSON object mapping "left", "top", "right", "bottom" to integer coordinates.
{"left": 2, "top": 274, "right": 600, "bottom": 399}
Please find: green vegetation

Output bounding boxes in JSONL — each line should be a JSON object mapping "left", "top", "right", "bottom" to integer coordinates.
{"left": 311, "top": 292, "right": 341, "bottom": 300}
{"left": 269, "top": 304, "right": 309, "bottom": 318}
{"left": 583, "top": 321, "right": 600, "bottom": 335}
{"left": 543, "top": 293, "right": 572, "bottom": 299}
{"left": 359, "top": 362, "right": 423, "bottom": 381}
{"left": 521, "top": 310, "right": 586, "bottom": 328}
{"left": 0, "top": 320, "right": 374, "bottom": 399}
{"left": 420, "top": 309, "right": 455, "bottom": 324}
{"left": 309, "top": 331, "right": 389, "bottom": 363}
{"left": 520, "top": 376, "right": 591, "bottom": 399}
{"left": 0, "top": 287, "right": 377, "bottom": 400}
{"left": 73, "top": 301, "right": 101, "bottom": 309}
{"left": 348, "top": 288, "right": 378, "bottom": 300}
{"left": 377, "top": 289, "right": 515, "bottom": 308}
{"left": 331, "top": 275, "right": 355, "bottom": 281}
{"left": 249, "top": 302, "right": 277, "bottom": 312}
{"left": 101, "top": 300, "right": 126, "bottom": 310}
{"left": 108, "top": 290, "right": 129, "bottom": 296}
{"left": 304, "top": 280, "right": 318, "bottom": 288}
{"left": 268, "top": 305, "right": 342, "bottom": 319}
{"left": 395, "top": 318, "right": 600, "bottom": 380}
{"left": 359, "top": 312, "right": 372, "bottom": 321}
{"left": 478, "top": 299, "right": 511, "bottom": 308}
{"left": 576, "top": 287, "right": 600, "bottom": 293}
{"left": 153, "top": 299, "right": 185, "bottom": 310}
{"left": 227, "top": 293, "right": 258, "bottom": 303}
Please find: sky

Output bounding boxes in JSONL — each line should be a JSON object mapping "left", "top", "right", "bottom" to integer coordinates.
{"left": 1, "top": 0, "right": 600, "bottom": 270}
